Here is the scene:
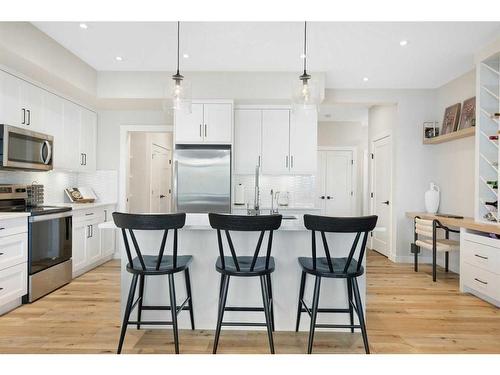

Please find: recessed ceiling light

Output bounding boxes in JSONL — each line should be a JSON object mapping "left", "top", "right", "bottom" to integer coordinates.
{"left": 399, "top": 40, "right": 408, "bottom": 46}
{"left": 300, "top": 53, "right": 306, "bottom": 59}
{"left": 363, "top": 77, "right": 369, "bottom": 82}
{"left": 183, "top": 53, "right": 189, "bottom": 59}
{"left": 115, "top": 56, "right": 123, "bottom": 61}
{"left": 79, "top": 23, "right": 88, "bottom": 30}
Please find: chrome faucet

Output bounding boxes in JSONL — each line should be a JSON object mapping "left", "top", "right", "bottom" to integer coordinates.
{"left": 247, "top": 164, "right": 260, "bottom": 215}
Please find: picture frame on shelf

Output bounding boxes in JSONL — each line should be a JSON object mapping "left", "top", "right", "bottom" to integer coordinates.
{"left": 441, "top": 103, "right": 461, "bottom": 135}
{"left": 458, "top": 97, "right": 476, "bottom": 130}
{"left": 423, "top": 121, "right": 439, "bottom": 140}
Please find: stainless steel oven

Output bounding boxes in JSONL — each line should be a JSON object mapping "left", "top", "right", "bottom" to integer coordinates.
{"left": 0, "top": 125, "right": 53, "bottom": 171}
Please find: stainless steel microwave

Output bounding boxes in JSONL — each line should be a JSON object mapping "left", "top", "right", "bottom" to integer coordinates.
{"left": 0, "top": 125, "right": 53, "bottom": 171}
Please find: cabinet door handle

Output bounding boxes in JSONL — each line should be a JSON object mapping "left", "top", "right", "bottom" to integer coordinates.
{"left": 91, "top": 225, "right": 93, "bottom": 238}
{"left": 285, "top": 155, "right": 289, "bottom": 168}
{"left": 204, "top": 124, "right": 207, "bottom": 138}
{"left": 291, "top": 155, "right": 294, "bottom": 168}
{"left": 84, "top": 153, "right": 87, "bottom": 166}
{"left": 258, "top": 156, "right": 261, "bottom": 167}
{"left": 474, "top": 278, "right": 488, "bottom": 285}
{"left": 0, "top": 252, "right": 4, "bottom": 256}
{"left": 22, "top": 108, "right": 26, "bottom": 124}
{"left": 320, "top": 196, "right": 325, "bottom": 200}
{"left": 327, "top": 196, "right": 332, "bottom": 200}
{"left": 104, "top": 210, "right": 107, "bottom": 222}
{"left": 80, "top": 153, "right": 84, "bottom": 165}
{"left": 85, "top": 212, "right": 94, "bottom": 216}
{"left": 27, "top": 109, "right": 31, "bottom": 125}
{"left": 199, "top": 124, "right": 202, "bottom": 138}
{"left": 86, "top": 225, "right": 90, "bottom": 238}
{"left": 474, "top": 254, "right": 488, "bottom": 260}
{"left": 0, "top": 287, "right": 3, "bottom": 291}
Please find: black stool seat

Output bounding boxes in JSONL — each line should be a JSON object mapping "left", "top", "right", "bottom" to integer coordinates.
{"left": 216, "top": 256, "right": 275, "bottom": 276}
{"left": 298, "top": 257, "right": 364, "bottom": 278}
{"left": 127, "top": 255, "right": 193, "bottom": 275}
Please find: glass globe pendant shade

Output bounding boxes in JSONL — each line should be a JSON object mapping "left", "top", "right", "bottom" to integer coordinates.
{"left": 171, "top": 74, "right": 192, "bottom": 112}
{"left": 291, "top": 77, "right": 320, "bottom": 110}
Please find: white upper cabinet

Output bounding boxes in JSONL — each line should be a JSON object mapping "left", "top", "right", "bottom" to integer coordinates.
{"left": 289, "top": 109, "right": 317, "bottom": 174}
{"left": 0, "top": 70, "right": 22, "bottom": 126}
{"left": 19, "top": 80, "right": 43, "bottom": 132}
{"left": 60, "top": 101, "right": 82, "bottom": 170}
{"left": 203, "top": 104, "right": 232, "bottom": 143}
{"left": 261, "top": 109, "right": 290, "bottom": 175}
{"left": 234, "top": 109, "right": 262, "bottom": 174}
{"left": 80, "top": 110, "right": 97, "bottom": 172}
{"left": 175, "top": 101, "right": 232, "bottom": 144}
{"left": 42, "top": 92, "right": 64, "bottom": 167}
{"left": 175, "top": 103, "right": 204, "bottom": 143}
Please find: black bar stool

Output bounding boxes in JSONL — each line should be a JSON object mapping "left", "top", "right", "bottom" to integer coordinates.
{"left": 208, "top": 213, "right": 282, "bottom": 354}
{"left": 295, "top": 214, "right": 377, "bottom": 354}
{"left": 113, "top": 212, "right": 195, "bottom": 354}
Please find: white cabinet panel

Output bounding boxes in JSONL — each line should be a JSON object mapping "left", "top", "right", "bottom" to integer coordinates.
{"left": 72, "top": 221, "right": 87, "bottom": 275}
{"left": 204, "top": 104, "right": 232, "bottom": 143}
{"left": 0, "top": 263, "right": 27, "bottom": 307}
{"left": 61, "top": 101, "right": 82, "bottom": 170}
{"left": 80, "top": 109, "right": 97, "bottom": 172}
{"left": 20, "top": 81, "right": 43, "bottom": 131}
{"left": 0, "top": 233, "right": 27, "bottom": 271}
{"left": 234, "top": 109, "right": 262, "bottom": 174}
{"left": 0, "top": 70, "right": 22, "bottom": 127}
{"left": 42, "top": 92, "right": 64, "bottom": 168}
{"left": 289, "top": 109, "right": 317, "bottom": 174}
{"left": 86, "top": 223, "right": 101, "bottom": 264}
{"left": 175, "top": 103, "right": 204, "bottom": 143}
{"left": 261, "top": 109, "right": 290, "bottom": 175}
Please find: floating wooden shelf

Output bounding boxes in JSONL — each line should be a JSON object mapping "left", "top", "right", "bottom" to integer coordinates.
{"left": 423, "top": 127, "right": 475, "bottom": 144}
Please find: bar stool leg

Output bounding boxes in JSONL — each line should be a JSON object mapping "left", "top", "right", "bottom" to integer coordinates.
{"left": 168, "top": 274, "right": 180, "bottom": 354}
{"left": 260, "top": 275, "right": 275, "bottom": 354}
{"left": 137, "top": 275, "right": 145, "bottom": 330}
{"left": 117, "top": 274, "right": 138, "bottom": 354}
{"left": 295, "top": 271, "right": 306, "bottom": 332}
{"left": 352, "top": 277, "right": 370, "bottom": 354}
{"left": 213, "top": 274, "right": 230, "bottom": 354}
{"left": 266, "top": 274, "right": 275, "bottom": 331}
{"left": 347, "top": 278, "right": 354, "bottom": 333}
{"left": 184, "top": 268, "right": 195, "bottom": 330}
{"left": 307, "top": 276, "right": 321, "bottom": 354}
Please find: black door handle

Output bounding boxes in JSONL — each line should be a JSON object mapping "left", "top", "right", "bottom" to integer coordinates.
{"left": 160, "top": 195, "right": 166, "bottom": 198}
{"left": 320, "top": 196, "right": 325, "bottom": 200}
{"left": 382, "top": 200, "right": 390, "bottom": 205}
{"left": 326, "top": 196, "right": 332, "bottom": 200}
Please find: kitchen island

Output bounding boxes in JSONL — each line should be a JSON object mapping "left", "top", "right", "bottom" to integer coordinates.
{"left": 102, "top": 213, "right": 368, "bottom": 331}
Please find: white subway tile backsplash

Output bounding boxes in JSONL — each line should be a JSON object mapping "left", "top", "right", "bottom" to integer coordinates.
{"left": 233, "top": 174, "right": 316, "bottom": 208}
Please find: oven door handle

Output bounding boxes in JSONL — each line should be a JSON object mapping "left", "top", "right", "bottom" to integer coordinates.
{"left": 29, "top": 211, "right": 72, "bottom": 223}
{"left": 40, "top": 140, "right": 52, "bottom": 165}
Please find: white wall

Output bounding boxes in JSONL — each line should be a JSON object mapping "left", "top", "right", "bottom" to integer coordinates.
{"left": 0, "top": 22, "right": 97, "bottom": 105}
{"left": 318, "top": 121, "right": 368, "bottom": 214}
{"left": 97, "top": 110, "right": 171, "bottom": 170}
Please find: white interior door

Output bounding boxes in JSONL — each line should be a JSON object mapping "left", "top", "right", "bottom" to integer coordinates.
{"left": 371, "top": 136, "right": 391, "bottom": 257}
{"left": 150, "top": 145, "right": 172, "bottom": 213}
{"left": 325, "top": 150, "right": 354, "bottom": 216}
{"left": 316, "top": 151, "right": 327, "bottom": 213}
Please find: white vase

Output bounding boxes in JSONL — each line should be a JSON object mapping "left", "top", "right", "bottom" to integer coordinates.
{"left": 425, "top": 183, "right": 440, "bottom": 214}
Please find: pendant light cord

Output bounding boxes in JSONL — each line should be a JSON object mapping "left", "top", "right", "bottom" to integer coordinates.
{"left": 303, "top": 21, "right": 307, "bottom": 74}
{"left": 176, "top": 21, "right": 180, "bottom": 75}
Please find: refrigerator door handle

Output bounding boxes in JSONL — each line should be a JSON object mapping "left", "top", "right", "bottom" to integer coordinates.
{"left": 173, "top": 160, "right": 179, "bottom": 212}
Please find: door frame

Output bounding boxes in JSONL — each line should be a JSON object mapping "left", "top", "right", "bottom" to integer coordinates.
{"left": 317, "top": 146, "right": 357, "bottom": 215}
{"left": 119, "top": 125, "right": 173, "bottom": 214}
{"left": 149, "top": 142, "right": 172, "bottom": 213}
{"left": 369, "top": 131, "right": 393, "bottom": 259}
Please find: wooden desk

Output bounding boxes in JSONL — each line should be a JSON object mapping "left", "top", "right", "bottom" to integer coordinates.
{"left": 406, "top": 212, "right": 500, "bottom": 235}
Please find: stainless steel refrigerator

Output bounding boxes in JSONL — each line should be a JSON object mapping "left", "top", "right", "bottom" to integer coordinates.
{"left": 173, "top": 145, "right": 231, "bottom": 213}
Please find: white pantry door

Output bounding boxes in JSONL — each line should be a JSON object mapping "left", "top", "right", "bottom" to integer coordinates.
{"left": 317, "top": 149, "right": 354, "bottom": 216}
{"left": 150, "top": 145, "right": 172, "bottom": 213}
{"left": 371, "top": 135, "right": 391, "bottom": 257}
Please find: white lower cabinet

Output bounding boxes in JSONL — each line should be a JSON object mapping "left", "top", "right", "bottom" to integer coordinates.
{"left": 0, "top": 216, "right": 28, "bottom": 315}
{"left": 460, "top": 230, "right": 500, "bottom": 306}
{"left": 72, "top": 205, "right": 115, "bottom": 278}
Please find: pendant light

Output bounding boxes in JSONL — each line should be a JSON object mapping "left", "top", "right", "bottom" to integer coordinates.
{"left": 172, "top": 21, "right": 191, "bottom": 110}
{"left": 292, "top": 21, "right": 320, "bottom": 108}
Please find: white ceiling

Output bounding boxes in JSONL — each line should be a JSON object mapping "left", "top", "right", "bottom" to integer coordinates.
{"left": 33, "top": 22, "right": 500, "bottom": 89}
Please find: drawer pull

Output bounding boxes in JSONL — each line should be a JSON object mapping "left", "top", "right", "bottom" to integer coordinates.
{"left": 0, "top": 287, "right": 3, "bottom": 291}
{"left": 474, "top": 278, "right": 488, "bottom": 285}
{"left": 474, "top": 254, "right": 488, "bottom": 260}
{"left": 0, "top": 227, "right": 4, "bottom": 230}
{"left": 85, "top": 213, "right": 94, "bottom": 216}
{"left": 0, "top": 252, "right": 4, "bottom": 256}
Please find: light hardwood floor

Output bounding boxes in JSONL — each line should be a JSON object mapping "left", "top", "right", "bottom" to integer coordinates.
{"left": 0, "top": 250, "right": 499, "bottom": 354}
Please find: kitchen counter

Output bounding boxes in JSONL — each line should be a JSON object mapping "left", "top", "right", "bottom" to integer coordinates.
{"left": 50, "top": 202, "right": 117, "bottom": 211}
{"left": 103, "top": 212, "right": 369, "bottom": 332}
{"left": 0, "top": 212, "right": 30, "bottom": 220}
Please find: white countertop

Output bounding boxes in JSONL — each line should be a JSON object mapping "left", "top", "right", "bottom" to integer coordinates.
{"left": 0, "top": 212, "right": 30, "bottom": 221}
{"left": 50, "top": 202, "right": 117, "bottom": 211}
